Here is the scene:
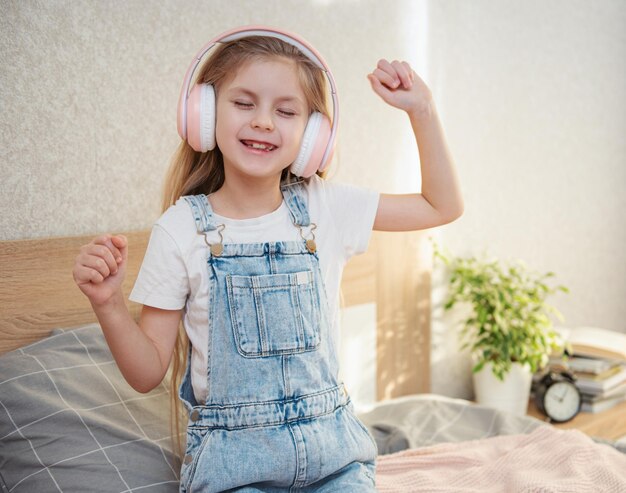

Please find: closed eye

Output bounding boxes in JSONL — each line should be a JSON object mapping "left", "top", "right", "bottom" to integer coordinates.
{"left": 233, "top": 100, "right": 253, "bottom": 109}
{"left": 277, "top": 108, "right": 297, "bottom": 117}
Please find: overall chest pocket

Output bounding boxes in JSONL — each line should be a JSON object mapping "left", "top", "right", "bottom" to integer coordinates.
{"left": 226, "top": 270, "right": 321, "bottom": 357}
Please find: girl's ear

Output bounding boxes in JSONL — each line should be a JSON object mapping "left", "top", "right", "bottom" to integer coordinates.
{"left": 186, "top": 84, "right": 217, "bottom": 153}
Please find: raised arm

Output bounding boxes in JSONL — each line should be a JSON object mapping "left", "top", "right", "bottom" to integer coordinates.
{"left": 368, "top": 59, "right": 464, "bottom": 232}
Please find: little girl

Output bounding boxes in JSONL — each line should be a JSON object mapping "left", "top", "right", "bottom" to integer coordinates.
{"left": 73, "top": 26, "right": 462, "bottom": 492}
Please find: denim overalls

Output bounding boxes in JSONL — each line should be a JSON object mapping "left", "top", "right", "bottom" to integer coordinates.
{"left": 178, "top": 182, "right": 378, "bottom": 492}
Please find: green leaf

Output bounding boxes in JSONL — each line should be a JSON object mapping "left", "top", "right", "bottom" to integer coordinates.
{"left": 437, "top": 248, "right": 568, "bottom": 378}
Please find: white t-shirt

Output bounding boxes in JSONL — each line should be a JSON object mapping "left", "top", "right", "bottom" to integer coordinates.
{"left": 130, "top": 175, "right": 379, "bottom": 403}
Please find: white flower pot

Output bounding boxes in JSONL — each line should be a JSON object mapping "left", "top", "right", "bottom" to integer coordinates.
{"left": 473, "top": 362, "right": 532, "bottom": 416}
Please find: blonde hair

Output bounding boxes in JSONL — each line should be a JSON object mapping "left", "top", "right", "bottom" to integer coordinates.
{"left": 163, "top": 35, "right": 332, "bottom": 458}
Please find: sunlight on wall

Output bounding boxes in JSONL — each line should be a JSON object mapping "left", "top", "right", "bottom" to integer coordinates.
{"left": 310, "top": 0, "right": 361, "bottom": 4}
{"left": 393, "top": 0, "right": 428, "bottom": 193}
{"left": 339, "top": 303, "right": 377, "bottom": 412}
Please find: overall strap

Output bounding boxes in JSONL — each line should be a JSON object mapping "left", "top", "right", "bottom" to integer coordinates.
{"left": 281, "top": 180, "right": 311, "bottom": 227}
{"left": 183, "top": 194, "right": 218, "bottom": 233}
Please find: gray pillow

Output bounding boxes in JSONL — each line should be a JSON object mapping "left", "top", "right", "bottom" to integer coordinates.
{"left": 0, "top": 324, "right": 179, "bottom": 492}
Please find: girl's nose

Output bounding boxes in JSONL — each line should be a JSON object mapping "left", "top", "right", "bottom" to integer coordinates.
{"left": 251, "top": 109, "right": 274, "bottom": 131}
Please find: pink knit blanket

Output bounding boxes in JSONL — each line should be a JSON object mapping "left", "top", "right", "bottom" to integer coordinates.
{"left": 375, "top": 427, "right": 626, "bottom": 492}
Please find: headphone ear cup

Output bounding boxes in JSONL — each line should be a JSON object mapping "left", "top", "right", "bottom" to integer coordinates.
{"left": 290, "top": 112, "right": 332, "bottom": 178}
{"left": 186, "top": 84, "right": 216, "bottom": 152}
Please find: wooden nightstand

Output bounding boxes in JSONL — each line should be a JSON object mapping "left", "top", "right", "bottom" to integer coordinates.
{"left": 527, "top": 399, "right": 626, "bottom": 441}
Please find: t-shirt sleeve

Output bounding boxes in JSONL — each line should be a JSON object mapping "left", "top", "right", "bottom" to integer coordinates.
{"left": 129, "top": 224, "right": 189, "bottom": 310}
{"left": 312, "top": 176, "right": 380, "bottom": 259}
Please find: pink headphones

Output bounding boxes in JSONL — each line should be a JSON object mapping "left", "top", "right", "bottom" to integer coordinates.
{"left": 177, "top": 25, "right": 339, "bottom": 178}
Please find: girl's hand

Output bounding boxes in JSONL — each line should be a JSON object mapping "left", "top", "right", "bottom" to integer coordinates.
{"left": 73, "top": 234, "right": 128, "bottom": 306}
{"left": 367, "top": 59, "right": 433, "bottom": 117}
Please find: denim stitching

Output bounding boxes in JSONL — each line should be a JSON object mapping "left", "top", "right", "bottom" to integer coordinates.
{"left": 251, "top": 276, "right": 268, "bottom": 354}
{"left": 186, "top": 404, "right": 347, "bottom": 432}
{"left": 190, "top": 383, "right": 343, "bottom": 410}
{"left": 282, "top": 355, "right": 291, "bottom": 398}
{"left": 226, "top": 272, "right": 320, "bottom": 358}
{"left": 281, "top": 182, "right": 309, "bottom": 227}
{"left": 288, "top": 422, "right": 308, "bottom": 488}
{"left": 291, "top": 283, "right": 303, "bottom": 349}
{"left": 286, "top": 423, "right": 301, "bottom": 491}
{"left": 182, "top": 428, "right": 213, "bottom": 492}
{"left": 224, "top": 274, "right": 246, "bottom": 359}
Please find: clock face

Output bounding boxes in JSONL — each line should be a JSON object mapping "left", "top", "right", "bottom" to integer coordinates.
{"left": 543, "top": 381, "right": 581, "bottom": 422}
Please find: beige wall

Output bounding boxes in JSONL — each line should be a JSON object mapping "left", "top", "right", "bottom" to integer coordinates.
{"left": 0, "top": 0, "right": 418, "bottom": 240}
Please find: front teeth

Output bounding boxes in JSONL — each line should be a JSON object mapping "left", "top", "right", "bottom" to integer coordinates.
{"left": 246, "top": 141, "right": 275, "bottom": 151}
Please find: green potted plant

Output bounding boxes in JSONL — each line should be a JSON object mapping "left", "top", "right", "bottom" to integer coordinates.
{"left": 434, "top": 244, "right": 569, "bottom": 414}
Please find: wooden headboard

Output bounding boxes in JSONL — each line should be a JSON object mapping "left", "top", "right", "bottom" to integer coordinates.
{"left": 0, "top": 230, "right": 430, "bottom": 400}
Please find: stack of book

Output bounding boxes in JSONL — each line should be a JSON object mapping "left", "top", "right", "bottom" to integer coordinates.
{"left": 557, "top": 326, "right": 626, "bottom": 413}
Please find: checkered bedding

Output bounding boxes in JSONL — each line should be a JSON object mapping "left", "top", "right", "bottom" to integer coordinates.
{"left": 2, "top": 324, "right": 624, "bottom": 492}
{"left": 0, "top": 324, "right": 179, "bottom": 492}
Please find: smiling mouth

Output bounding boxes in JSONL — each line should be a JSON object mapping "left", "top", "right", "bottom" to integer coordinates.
{"left": 241, "top": 140, "right": 277, "bottom": 152}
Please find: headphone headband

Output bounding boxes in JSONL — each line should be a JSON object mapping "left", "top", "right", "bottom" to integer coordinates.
{"left": 177, "top": 25, "right": 339, "bottom": 172}
{"left": 219, "top": 28, "right": 324, "bottom": 70}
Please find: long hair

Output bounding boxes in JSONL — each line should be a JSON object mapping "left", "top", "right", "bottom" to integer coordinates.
{"left": 164, "top": 35, "right": 332, "bottom": 459}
